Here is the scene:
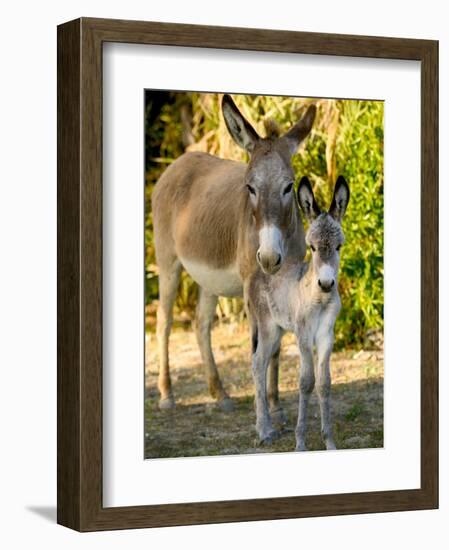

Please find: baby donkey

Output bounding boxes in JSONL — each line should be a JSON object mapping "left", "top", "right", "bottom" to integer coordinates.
{"left": 248, "top": 175, "right": 350, "bottom": 451}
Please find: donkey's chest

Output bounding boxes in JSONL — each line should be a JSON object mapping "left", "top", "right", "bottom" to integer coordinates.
{"left": 267, "top": 284, "right": 337, "bottom": 337}
{"left": 266, "top": 285, "right": 297, "bottom": 332}
{"left": 180, "top": 258, "right": 243, "bottom": 297}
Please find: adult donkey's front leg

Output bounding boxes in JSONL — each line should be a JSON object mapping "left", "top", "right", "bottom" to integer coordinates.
{"left": 252, "top": 320, "right": 282, "bottom": 445}
{"left": 267, "top": 339, "right": 288, "bottom": 427}
{"left": 195, "top": 288, "right": 233, "bottom": 412}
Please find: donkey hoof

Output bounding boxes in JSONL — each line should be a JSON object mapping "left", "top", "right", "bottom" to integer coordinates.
{"left": 159, "top": 396, "right": 176, "bottom": 410}
{"left": 257, "top": 429, "right": 280, "bottom": 447}
{"left": 295, "top": 442, "right": 307, "bottom": 452}
{"left": 326, "top": 441, "right": 337, "bottom": 451}
{"left": 217, "top": 397, "right": 234, "bottom": 413}
{"left": 270, "top": 407, "right": 288, "bottom": 427}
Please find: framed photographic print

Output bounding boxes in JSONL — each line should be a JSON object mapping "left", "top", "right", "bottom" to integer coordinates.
{"left": 57, "top": 17, "right": 438, "bottom": 531}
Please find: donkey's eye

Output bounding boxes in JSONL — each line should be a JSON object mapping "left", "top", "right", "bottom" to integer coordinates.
{"left": 246, "top": 184, "right": 256, "bottom": 196}
{"left": 283, "top": 182, "right": 293, "bottom": 195}
{"left": 310, "top": 245, "right": 316, "bottom": 252}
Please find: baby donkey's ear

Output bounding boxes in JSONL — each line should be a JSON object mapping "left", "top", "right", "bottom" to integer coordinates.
{"left": 297, "top": 176, "right": 321, "bottom": 222}
{"left": 329, "top": 176, "right": 350, "bottom": 222}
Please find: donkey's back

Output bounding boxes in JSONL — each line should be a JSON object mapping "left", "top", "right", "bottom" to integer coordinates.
{"left": 152, "top": 151, "right": 247, "bottom": 272}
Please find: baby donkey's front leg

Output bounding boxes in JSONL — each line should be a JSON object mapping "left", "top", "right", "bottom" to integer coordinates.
{"left": 295, "top": 337, "right": 315, "bottom": 451}
{"left": 315, "top": 320, "right": 337, "bottom": 450}
{"left": 295, "top": 319, "right": 337, "bottom": 451}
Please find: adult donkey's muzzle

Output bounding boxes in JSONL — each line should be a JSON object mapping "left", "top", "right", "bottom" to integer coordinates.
{"left": 257, "top": 225, "right": 284, "bottom": 274}
{"left": 257, "top": 250, "right": 283, "bottom": 274}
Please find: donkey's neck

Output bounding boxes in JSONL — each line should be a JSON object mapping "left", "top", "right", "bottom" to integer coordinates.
{"left": 284, "top": 200, "right": 306, "bottom": 258}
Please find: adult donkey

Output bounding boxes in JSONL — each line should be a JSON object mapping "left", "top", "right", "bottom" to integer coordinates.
{"left": 152, "top": 95, "right": 316, "bottom": 418}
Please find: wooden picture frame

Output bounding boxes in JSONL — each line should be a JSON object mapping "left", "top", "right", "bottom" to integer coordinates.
{"left": 57, "top": 17, "right": 438, "bottom": 531}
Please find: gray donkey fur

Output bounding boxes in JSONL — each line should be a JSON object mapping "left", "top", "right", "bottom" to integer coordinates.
{"left": 248, "top": 175, "right": 350, "bottom": 449}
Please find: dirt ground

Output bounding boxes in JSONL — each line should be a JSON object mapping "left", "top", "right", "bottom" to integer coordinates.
{"left": 145, "top": 323, "right": 383, "bottom": 458}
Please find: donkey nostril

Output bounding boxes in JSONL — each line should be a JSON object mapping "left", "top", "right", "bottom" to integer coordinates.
{"left": 257, "top": 251, "right": 261, "bottom": 263}
{"left": 318, "top": 279, "right": 334, "bottom": 292}
{"left": 274, "top": 254, "right": 282, "bottom": 267}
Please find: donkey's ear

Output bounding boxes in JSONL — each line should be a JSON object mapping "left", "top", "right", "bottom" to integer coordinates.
{"left": 222, "top": 94, "right": 260, "bottom": 153}
{"left": 281, "top": 104, "right": 316, "bottom": 156}
{"left": 298, "top": 176, "right": 321, "bottom": 222}
{"left": 329, "top": 176, "right": 350, "bottom": 222}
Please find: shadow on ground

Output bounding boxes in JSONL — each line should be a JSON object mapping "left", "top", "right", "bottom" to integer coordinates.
{"left": 145, "top": 325, "right": 383, "bottom": 459}
{"left": 26, "top": 506, "right": 57, "bottom": 523}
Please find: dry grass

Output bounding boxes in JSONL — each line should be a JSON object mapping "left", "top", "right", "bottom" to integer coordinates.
{"left": 145, "top": 323, "right": 383, "bottom": 459}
